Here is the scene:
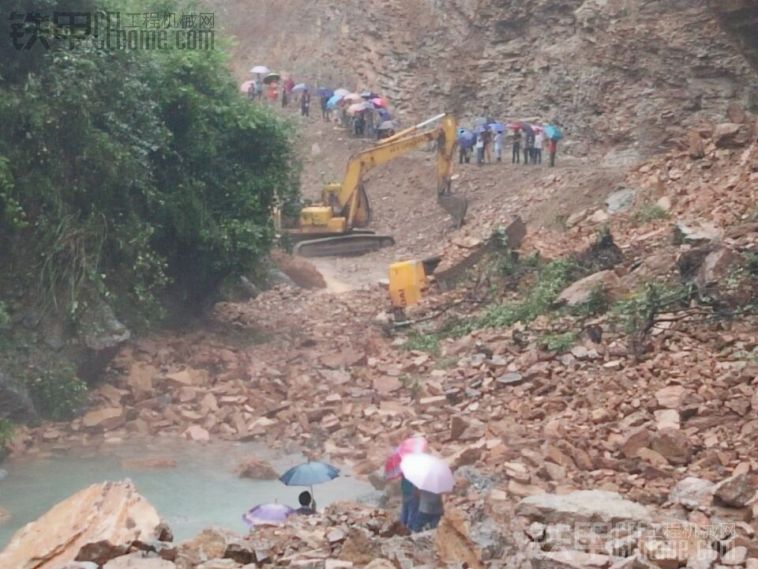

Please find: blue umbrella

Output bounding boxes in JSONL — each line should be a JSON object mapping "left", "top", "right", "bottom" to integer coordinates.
{"left": 326, "top": 94, "right": 343, "bottom": 110}
{"left": 473, "top": 125, "right": 486, "bottom": 135}
{"left": 489, "top": 122, "right": 505, "bottom": 133}
{"left": 545, "top": 124, "right": 563, "bottom": 140}
{"left": 457, "top": 128, "right": 475, "bottom": 149}
{"left": 377, "top": 108, "right": 391, "bottom": 121}
{"left": 317, "top": 87, "right": 333, "bottom": 98}
{"left": 280, "top": 461, "right": 340, "bottom": 487}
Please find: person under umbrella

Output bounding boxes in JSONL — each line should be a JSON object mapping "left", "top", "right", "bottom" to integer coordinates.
{"left": 279, "top": 460, "right": 340, "bottom": 508}
{"left": 400, "top": 453, "right": 453, "bottom": 532}
{"left": 385, "top": 436, "right": 428, "bottom": 527}
{"left": 294, "top": 491, "right": 316, "bottom": 515}
{"left": 512, "top": 126, "right": 521, "bottom": 164}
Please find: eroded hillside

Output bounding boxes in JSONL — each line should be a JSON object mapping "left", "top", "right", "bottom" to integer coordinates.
{"left": 211, "top": 0, "right": 757, "bottom": 164}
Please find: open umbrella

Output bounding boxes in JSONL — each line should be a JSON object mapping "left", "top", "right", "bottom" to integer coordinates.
{"left": 317, "top": 87, "right": 334, "bottom": 98}
{"left": 242, "top": 503, "right": 293, "bottom": 527}
{"left": 489, "top": 122, "right": 506, "bottom": 133}
{"left": 457, "top": 128, "right": 476, "bottom": 149}
{"left": 342, "top": 93, "right": 363, "bottom": 104}
{"left": 327, "top": 94, "right": 344, "bottom": 110}
{"left": 400, "top": 453, "right": 454, "bottom": 494}
{"left": 280, "top": 461, "right": 340, "bottom": 487}
{"left": 385, "top": 436, "right": 428, "bottom": 480}
{"left": 371, "top": 97, "right": 388, "bottom": 109}
{"left": 334, "top": 88, "right": 350, "bottom": 98}
{"left": 240, "top": 80, "right": 254, "bottom": 93}
{"left": 263, "top": 73, "right": 280, "bottom": 85}
{"left": 250, "top": 65, "right": 270, "bottom": 75}
{"left": 347, "top": 102, "right": 370, "bottom": 115}
{"left": 360, "top": 90, "right": 375, "bottom": 99}
{"left": 292, "top": 83, "right": 308, "bottom": 93}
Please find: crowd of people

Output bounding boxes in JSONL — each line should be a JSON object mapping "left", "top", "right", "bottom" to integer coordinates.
{"left": 244, "top": 68, "right": 396, "bottom": 140}
{"left": 458, "top": 119, "right": 563, "bottom": 167}
{"left": 243, "top": 68, "right": 564, "bottom": 167}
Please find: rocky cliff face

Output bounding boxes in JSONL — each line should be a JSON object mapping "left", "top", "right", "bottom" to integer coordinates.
{"left": 213, "top": 0, "right": 757, "bottom": 162}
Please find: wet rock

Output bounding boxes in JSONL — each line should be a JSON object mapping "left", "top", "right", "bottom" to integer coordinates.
{"left": 713, "top": 122, "right": 752, "bottom": 148}
{"left": 536, "top": 550, "right": 611, "bottom": 569}
{"left": 103, "top": 554, "right": 176, "bottom": 568}
{"left": 606, "top": 189, "right": 636, "bottom": 214}
{"left": 80, "top": 301, "right": 131, "bottom": 352}
{"left": 722, "top": 546, "right": 748, "bottom": 566}
{"left": 556, "top": 270, "right": 623, "bottom": 307}
{"left": 516, "top": 490, "right": 652, "bottom": 524}
{"left": 674, "top": 221, "right": 722, "bottom": 245}
{"left": 0, "top": 481, "right": 164, "bottom": 568}
{"left": 82, "top": 406, "right": 126, "bottom": 430}
{"left": 651, "top": 427, "right": 692, "bottom": 465}
{"left": 669, "top": 477, "right": 715, "bottom": 510}
{"left": 235, "top": 457, "right": 279, "bottom": 480}
{"left": 714, "top": 473, "right": 755, "bottom": 508}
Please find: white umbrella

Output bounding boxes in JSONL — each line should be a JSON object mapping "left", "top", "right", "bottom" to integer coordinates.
{"left": 400, "top": 453, "right": 454, "bottom": 493}
{"left": 250, "top": 65, "right": 270, "bottom": 75}
{"left": 334, "top": 88, "right": 350, "bottom": 98}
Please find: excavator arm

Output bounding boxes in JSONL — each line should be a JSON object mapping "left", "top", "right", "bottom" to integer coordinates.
{"left": 333, "top": 113, "right": 457, "bottom": 214}
{"left": 286, "top": 113, "right": 463, "bottom": 256}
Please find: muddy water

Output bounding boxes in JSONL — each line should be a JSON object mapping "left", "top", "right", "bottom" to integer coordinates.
{"left": 0, "top": 438, "right": 377, "bottom": 548}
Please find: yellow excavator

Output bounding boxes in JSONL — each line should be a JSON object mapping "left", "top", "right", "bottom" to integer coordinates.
{"left": 276, "top": 113, "right": 464, "bottom": 257}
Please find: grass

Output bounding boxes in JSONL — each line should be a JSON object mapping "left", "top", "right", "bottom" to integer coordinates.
{"left": 632, "top": 203, "right": 670, "bottom": 224}
{"left": 404, "top": 331, "right": 441, "bottom": 355}
{"left": 540, "top": 331, "right": 578, "bottom": 353}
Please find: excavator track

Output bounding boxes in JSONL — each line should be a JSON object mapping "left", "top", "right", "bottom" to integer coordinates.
{"left": 293, "top": 233, "right": 395, "bottom": 257}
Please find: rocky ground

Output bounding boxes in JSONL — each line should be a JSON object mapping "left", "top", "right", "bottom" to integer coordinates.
{"left": 1, "top": 96, "right": 756, "bottom": 568}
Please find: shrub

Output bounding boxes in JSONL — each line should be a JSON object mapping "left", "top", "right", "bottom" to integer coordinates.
{"left": 0, "top": 419, "right": 14, "bottom": 446}
{"left": 26, "top": 366, "right": 88, "bottom": 421}
{"left": 540, "top": 331, "right": 577, "bottom": 353}
{"left": 632, "top": 203, "right": 670, "bottom": 224}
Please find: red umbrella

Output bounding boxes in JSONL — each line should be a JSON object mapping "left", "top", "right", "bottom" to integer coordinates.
{"left": 371, "top": 97, "right": 388, "bottom": 109}
{"left": 384, "top": 436, "right": 428, "bottom": 480}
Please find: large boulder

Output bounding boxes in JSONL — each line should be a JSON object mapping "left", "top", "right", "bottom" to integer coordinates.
{"left": 516, "top": 490, "right": 652, "bottom": 525}
{"left": 0, "top": 371, "right": 37, "bottom": 422}
{"left": 0, "top": 480, "right": 166, "bottom": 568}
{"left": 556, "top": 271, "right": 623, "bottom": 307}
{"left": 712, "top": 122, "right": 753, "bottom": 148}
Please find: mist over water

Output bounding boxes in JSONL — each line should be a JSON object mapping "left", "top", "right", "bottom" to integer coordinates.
{"left": 0, "top": 438, "right": 376, "bottom": 548}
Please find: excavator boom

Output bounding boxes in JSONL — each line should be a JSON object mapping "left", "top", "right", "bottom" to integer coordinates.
{"left": 284, "top": 113, "right": 463, "bottom": 257}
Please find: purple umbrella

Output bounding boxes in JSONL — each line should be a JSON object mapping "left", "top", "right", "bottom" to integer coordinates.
{"left": 242, "top": 503, "right": 294, "bottom": 527}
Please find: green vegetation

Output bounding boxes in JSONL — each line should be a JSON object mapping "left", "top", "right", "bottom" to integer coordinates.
{"left": 569, "top": 286, "right": 611, "bottom": 318}
{"left": 632, "top": 203, "right": 670, "bottom": 224}
{"left": 478, "top": 259, "right": 577, "bottom": 328}
{"left": 404, "top": 330, "right": 441, "bottom": 355}
{"left": 26, "top": 365, "right": 88, "bottom": 421}
{"left": 0, "top": 0, "right": 299, "bottom": 329}
{"left": 0, "top": 419, "right": 14, "bottom": 446}
{"left": 540, "top": 331, "right": 577, "bottom": 353}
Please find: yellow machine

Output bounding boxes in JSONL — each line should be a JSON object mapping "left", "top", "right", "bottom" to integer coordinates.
{"left": 277, "top": 113, "right": 462, "bottom": 257}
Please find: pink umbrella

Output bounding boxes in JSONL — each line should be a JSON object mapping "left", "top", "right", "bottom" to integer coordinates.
{"left": 343, "top": 93, "right": 363, "bottom": 104}
{"left": 371, "top": 97, "right": 388, "bottom": 108}
{"left": 347, "top": 102, "right": 370, "bottom": 115}
{"left": 385, "top": 436, "right": 428, "bottom": 480}
{"left": 400, "top": 453, "right": 454, "bottom": 493}
{"left": 240, "top": 80, "right": 254, "bottom": 93}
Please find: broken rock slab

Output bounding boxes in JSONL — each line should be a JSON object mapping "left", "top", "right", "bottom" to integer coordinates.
{"left": 0, "top": 480, "right": 165, "bottom": 569}
{"left": 556, "top": 270, "right": 623, "bottom": 307}
{"left": 669, "top": 477, "right": 715, "bottom": 510}
{"left": 714, "top": 473, "right": 756, "bottom": 508}
{"left": 516, "top": 490, "right": 652, "bottom": 525}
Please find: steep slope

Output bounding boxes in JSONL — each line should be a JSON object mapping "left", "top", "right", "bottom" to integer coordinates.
{"left": 209, "top": 0, "right": 758, "bottom": 164}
